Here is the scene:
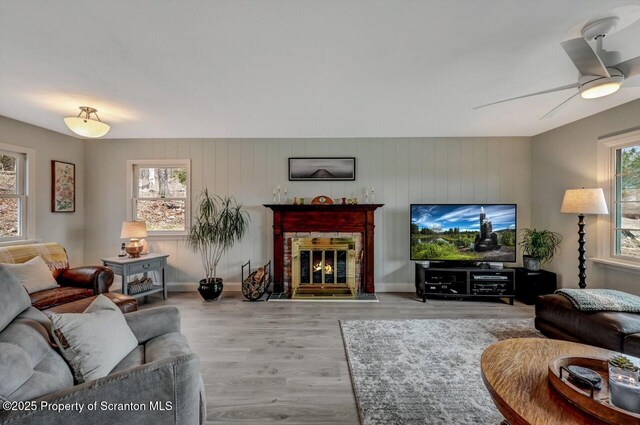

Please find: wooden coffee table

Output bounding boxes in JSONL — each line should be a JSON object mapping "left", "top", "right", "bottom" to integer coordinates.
{"left": 481, "top": 338, "right": 616, "bottom": 425}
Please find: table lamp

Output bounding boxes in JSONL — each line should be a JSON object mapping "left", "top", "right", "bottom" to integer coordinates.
{"left": 120, "top": 221, "right": 148, "bottom": 258}
{"left": 560, "top": 188, "right": 608, "bottom": 288}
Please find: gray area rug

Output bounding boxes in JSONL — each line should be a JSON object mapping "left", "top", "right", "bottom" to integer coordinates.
{"left": 340, "top": 318, "right": 542, "bottom": 425}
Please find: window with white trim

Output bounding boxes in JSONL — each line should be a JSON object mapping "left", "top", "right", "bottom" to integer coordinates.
{"left": 0, "top": 144, "right": 34, "bottom": 243}
{"left": 597, "top": 129, "right": 640, "bottom": 268}
{"left": 127, "top": 160, "right": 190, "bottom": 235}
{"left": 614, "top": 143, "right": 640, "bottom": 259}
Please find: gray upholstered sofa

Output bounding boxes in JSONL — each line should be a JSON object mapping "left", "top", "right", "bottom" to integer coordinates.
{"left": 0, "top": 267, "right": 205, "bottom": 425}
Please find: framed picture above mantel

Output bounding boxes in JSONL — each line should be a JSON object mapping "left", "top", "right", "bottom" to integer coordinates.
{"left": 51, "top": 160, "right": 75, "bottom": 213}
{"left": 288, "top": 157, "right": 356, "bottom": 181}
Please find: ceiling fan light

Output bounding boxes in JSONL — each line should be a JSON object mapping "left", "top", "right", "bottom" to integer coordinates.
{"left": 64, "top": 106, "right": 110, "bottom": 138}
{"left": 580, "top": 81, "right": 622, "bottom": 99}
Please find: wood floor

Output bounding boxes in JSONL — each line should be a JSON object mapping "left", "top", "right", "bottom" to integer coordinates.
{"left": 144, "top": 291, "right": 534, "bottom": 424}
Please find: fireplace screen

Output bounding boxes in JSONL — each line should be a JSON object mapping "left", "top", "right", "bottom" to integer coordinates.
{"left": 291, "top": 238, "right": 356, "bottom": 298}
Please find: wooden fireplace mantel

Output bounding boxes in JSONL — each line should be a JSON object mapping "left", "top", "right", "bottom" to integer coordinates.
{"left": 264, "top": 204, "right": 383, "bottom": 293}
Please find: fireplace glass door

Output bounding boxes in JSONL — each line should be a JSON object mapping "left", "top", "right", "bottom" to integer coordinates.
{"left": 291, "top": 238, "right": 356, "bottom": 298}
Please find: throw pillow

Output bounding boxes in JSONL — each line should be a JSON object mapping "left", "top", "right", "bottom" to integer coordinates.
{"left": 0, "top": 265, "right": 31, "bottom": 332}
{"left": 50, "top": 294, "right": 139, "bottom": 383}
{"left": 2, "top": 256, "right": 58, "bottom": 294}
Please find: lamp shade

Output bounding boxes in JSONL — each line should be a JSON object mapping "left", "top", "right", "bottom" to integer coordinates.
{"left": 120, "top": 221, "right": 148, "bottom": 239}
{"left": 560, "top": 188, "right": 609, "bottom": 215}
{"left": 64, "top": 117, "right": 110, "bottom": 138}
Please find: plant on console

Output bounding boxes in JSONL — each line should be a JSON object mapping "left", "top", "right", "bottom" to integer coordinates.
{"left": 518, "top": 228, "right": 562, "bottom": 271}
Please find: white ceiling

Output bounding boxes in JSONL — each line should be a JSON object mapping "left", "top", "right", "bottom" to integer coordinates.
{"left": 1, "top": 0, "right": 640, "bottom": 139}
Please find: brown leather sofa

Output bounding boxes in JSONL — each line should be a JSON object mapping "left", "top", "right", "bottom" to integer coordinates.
{"left": 0, "top": 242, "right": 137, "bottom": 314}
{"left": 535, "top": 293, "right": 640, "bottom": 357}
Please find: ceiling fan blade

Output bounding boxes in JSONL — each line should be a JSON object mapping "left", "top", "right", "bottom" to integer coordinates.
{"left": 540, "top": 92, "right": 579, "bottom": 120}
{"left": 614, "top": 55, "right": 640, "bottom": 79}
{"left": 561, "top": 38, "right": 610, "bottom": 77}
{"left": 474, "top": 83, "right": 579, "bottom": 109}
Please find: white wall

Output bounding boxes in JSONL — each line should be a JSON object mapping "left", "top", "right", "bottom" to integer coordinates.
{"left": 531, "top": 99, "right": 640, "bottom": 293}
{"left": 84, "top": 137, "right": 531, "bottom": 290}
{"left": 0, "top": 115, "right": 85, "bottom": 265}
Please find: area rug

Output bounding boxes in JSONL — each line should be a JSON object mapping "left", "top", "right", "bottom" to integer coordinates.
{"left": 340, "top": 318, "right": 542, "bottom": 425}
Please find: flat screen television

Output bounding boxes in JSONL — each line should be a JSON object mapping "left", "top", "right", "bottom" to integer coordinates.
{"left": 410, "top": 204, "right": 517, "bottom": 263}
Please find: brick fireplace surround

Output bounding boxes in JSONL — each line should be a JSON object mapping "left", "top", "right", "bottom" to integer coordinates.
{"left": 264, "top": 204, "right": 383, "bottom": 294}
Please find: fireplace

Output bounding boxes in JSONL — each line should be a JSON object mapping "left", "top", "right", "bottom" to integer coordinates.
{"left": 291, "top": 237, "right": 357, "bottom": 298}
{"left": 264, "top": 203, "right": 383, "bottom": 296}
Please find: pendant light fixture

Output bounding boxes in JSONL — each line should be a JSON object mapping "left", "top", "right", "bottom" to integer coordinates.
{"left": 64, "top": 106, "right": 110, "bottom": 138}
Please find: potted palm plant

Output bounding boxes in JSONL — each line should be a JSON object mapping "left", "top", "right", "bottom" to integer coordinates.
{"left": 518, "top": 228, "right": 562, "bottom": 271}
{"left": 187, "top": 189, "right": 249, "bottom": 301}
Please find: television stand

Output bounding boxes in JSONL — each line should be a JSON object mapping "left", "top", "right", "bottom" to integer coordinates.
{"left": 415, "top": 263, "right": 515, "bottom": 305}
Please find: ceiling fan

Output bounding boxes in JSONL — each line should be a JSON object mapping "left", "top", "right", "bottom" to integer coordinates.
{"left": 474, "top": 17, "right": 640, "bottom": 119}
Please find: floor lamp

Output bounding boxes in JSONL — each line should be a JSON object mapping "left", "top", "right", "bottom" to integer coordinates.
{"left": 560, "top": 188, "right": 608, "bottom": 289}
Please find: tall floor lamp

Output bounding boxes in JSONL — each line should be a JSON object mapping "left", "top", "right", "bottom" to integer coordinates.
{"left": 560, "top": 188, "right": 608, "bottom": 289}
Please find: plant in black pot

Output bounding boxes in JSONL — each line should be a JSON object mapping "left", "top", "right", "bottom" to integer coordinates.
{"left": 518, "top": 228, "right": 562, "bottom": 271}
{"left": 187, "top": 189, "right": 249, "bottom": 301}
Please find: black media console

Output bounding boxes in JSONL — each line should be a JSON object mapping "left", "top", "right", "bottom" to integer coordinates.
{"left": 415, "top": 263, "right": 515, "bottom": 305}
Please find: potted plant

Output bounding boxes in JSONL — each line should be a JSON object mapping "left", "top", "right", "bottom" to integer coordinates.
{"left": 187, "top": 189, "right": 249, "bottom": 301}
{"left": 518, "top": 228, "right": 562, "bottom": 271}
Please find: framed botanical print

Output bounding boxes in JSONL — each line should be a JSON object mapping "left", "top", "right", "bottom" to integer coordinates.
{"left": 51, "top": 160, "right": 75, "bottom": 212}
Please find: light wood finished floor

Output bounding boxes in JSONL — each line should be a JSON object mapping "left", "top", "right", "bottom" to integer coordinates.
{"left": 143, "top": 292, "right": 534, "bottom": 424}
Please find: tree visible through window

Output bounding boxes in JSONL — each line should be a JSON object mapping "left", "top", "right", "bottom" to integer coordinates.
{"left": 132, "top": 162, "right": 189, "bottom": 233}
{"left": 0, "top": 151, "right": 25, "bottom": 240}
{"left": 615, "top": 144, "right": 640, "bottom": 258}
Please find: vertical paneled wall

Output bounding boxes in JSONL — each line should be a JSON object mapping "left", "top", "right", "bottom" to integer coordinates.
{"left": 84, "top": 137, "right": 531, "bottom": 290}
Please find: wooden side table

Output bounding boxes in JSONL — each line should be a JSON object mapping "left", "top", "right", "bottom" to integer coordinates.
{"left": 101, "top": 253, "right": 169, "bottom": 300}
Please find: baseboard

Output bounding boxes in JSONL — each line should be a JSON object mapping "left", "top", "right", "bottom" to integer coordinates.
{"left": 166, "top": 281, "right": 415, "bottom": 293}
{"left": 374, "top": 282, "right": 415, "bottom": 292}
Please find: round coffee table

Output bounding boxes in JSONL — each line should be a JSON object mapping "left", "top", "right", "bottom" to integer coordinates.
{"left": 481, "top": 338, "right": 616, "bottom": 425}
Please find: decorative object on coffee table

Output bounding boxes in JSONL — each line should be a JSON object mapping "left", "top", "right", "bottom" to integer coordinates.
{"left": 51, "top": 160, "right": 75, "bottom": 212}
{"left": 311, "top": 195, "right": 333, "bottom": 205}
{"left": 518, "top": 228, "right": 562, "bottom": 271}
{"left": 120, "top": 220, "right": 148, "bottom": 258}
{"left": 546, "top": 352, "right": 640, "bottom": 423}
{"left": 560, "top": 188, "right": 608, "bottom": 288}
{"left": 608, "top": 354, "right": 640, "bottom": 413}
{"left": 187, "top": 189, "right": 250, "bottom": 302}
{"left": 241, "top": 260, "right": 271, "bottom": 301}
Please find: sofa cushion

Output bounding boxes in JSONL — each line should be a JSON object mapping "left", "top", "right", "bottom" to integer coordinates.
{"left": 2, "top": 256, "right": 59, "bottom": 294}
{"left": 0, "top": 265, "right": 31, "bottom": 332}
{"left": 50, "top": 295, "right": 139, "bottom": 383}
{"left": 0, "top": 307, "right": 73, "bottom": 402}
{"left": 29, "top": 286, "right": 94, "bottom": 310}
{"left": 624, "top": 334, "right": 640, "bottom": 358}
{"left": 536, "top": 294, "right": 640, "bottom": 352}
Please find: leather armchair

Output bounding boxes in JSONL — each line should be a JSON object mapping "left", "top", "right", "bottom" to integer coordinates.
{"left": 55, "top": 266, "right": 114, "bottom": 295}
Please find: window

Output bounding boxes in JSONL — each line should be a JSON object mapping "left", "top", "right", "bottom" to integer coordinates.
{"left": 127, "top": 160, "right": 190, "bottom": 236}
{"left": 614, "top": 144, "right": 640, "bottom": 259}
{"left": 0, "top": 143, "right": 35, "bottom": 243}
{"left": 596, "top": 129, "right": 640, "bottom": 269}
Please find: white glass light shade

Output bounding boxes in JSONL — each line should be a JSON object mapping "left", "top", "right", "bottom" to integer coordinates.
{"left": 560, "top": 188, "right": 609, "bottom": 215}
{"left": 580, "top": 82, "right": 622, "bottom": 99}
{"left": 64, "top": 116, "right": 110, "bottom": 138}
